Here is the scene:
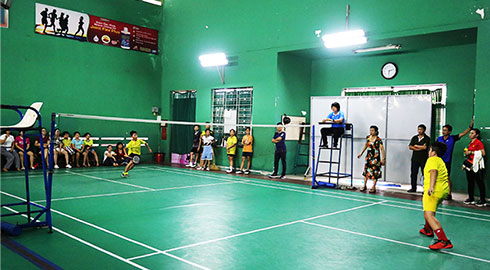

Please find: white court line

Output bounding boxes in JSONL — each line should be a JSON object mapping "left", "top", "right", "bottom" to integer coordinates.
{"left": 66, "top": 171, "right": 155, "bottom": 191}
{"left": 155, "top": 166, "right": 490, "bottom": 221}
{"left": 145, "top": 167, "right": 376, "bottom": 204}
{"left": 302, "top": 221, "right": 490, "bottom": 264}
{"left": 381, "top": 203, "right": 490, "bottom": 223}
{"left": 1, "top": 206, "right": 150, "bottom": 270}
{"left": 33, "top": 182, "right": 234, "bottom": 203}
{"left": 1, "top": 191, "right": 211, "bottom": 270}
{"left": 161, "top": 201, "right": 385, "bottom": 254}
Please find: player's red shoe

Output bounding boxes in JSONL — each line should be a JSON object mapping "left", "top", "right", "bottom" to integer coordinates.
{"left": 429, "top": 239, "right": 453, "bottom": 250}
{"left": 419, "top": 228, "right": 434, "bottom": 237}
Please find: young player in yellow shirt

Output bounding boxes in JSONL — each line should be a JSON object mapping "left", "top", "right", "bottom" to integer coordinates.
{"left": 121, "top": 130, "right": 152, "bottom": 177}
{"left": 226, "top": 129, "right": 238, "bottom": 173}
{"left": 419, "top": 141, "right": 452, "bottom": 250}
{"left": 237, "top": 127, "right": 253, "bottom": 174}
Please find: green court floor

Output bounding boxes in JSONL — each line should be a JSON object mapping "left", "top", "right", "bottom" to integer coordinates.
{"left": 1, "top": 165, "right": 490, "bottom": 269}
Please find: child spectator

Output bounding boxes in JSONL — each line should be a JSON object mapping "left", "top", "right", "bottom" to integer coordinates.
{"left": 270, "top": 122, "right": 286, "bottom": 179}
{"left": 14, "top": 130, "right": 35, "bottom": 170}
{"left": 103, "top": 145, "right": 118, "bottom": 166}
{"left": 34, "top": 128, "right": 49, "bottom": 162}
{"left": 237, "top": 127, "right": 253, "bottom": 174}
{"left": 82, "top": 132, "right": 99, "bottom": 167}
{"left": 197, "top": 123, "right": 214, "bottom": 169}
{"left": 115, "top": 142, "right": 128, "bottom": 165}
{"left": 1, "top": 130, "right": 20, "bottom": 172}
{"left": 53, "top": 128, "right": 71, "bottom": 169}
{"left": 198, "top": 129, "right": 215, "bottom": 171}
{"left": 186, "top": 125, "right": 200, "bottom": 168}
{"left": 71, "top": 131, "right": 83, "bottom": 167}
{"left": 62, "top": 131, "right": 75, "bottom": 156}
{"left": 226, "top": 129, "right": 238, "bottom": 173}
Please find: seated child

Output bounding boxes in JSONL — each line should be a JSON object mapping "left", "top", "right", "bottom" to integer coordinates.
{"left": 14, "top": 130, "right": 35, "bottom": 170}
{"left": 53, "top": 128, "right": 71, "bottom": 169}
{"left": 82, "top": 132, "right": 99, "bottom": 167}
{"left": 71, "top": 131, "right": 84, "bottom": 167}
{"left": 198, "top": 129, "right": 215, "bottom": 171}
{"left": 103, "top": 145, "right": 118, "bottom": 166}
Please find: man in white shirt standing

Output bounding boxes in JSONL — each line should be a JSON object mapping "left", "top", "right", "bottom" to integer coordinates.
{"left": 1, "top": 130, "right": 21, "bottom": 172}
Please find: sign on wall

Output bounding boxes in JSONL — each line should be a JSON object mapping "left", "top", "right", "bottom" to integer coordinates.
{"left": 34, "top": 3, "right": 158, "bottom": 55}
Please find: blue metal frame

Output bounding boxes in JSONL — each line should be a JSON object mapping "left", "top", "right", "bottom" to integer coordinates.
{"left": 312, "top": 123, "right": 354, "bottom": 189}
{"left": 0, "top": 105, "right": 53, "bottom": 233}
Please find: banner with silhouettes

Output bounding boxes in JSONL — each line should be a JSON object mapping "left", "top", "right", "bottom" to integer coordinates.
{"left": 34, "top": 3, "right": 158, "bottom": 55}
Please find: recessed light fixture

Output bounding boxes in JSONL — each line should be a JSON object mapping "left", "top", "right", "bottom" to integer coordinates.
{"left": 354, "top": 44, "right": 401, "bottom": 54}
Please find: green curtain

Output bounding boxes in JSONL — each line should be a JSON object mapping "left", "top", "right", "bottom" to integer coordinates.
{"left": 171, "top": 92, "right": 196, "bottom": 154}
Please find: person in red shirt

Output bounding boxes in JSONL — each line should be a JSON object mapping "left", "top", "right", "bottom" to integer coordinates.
{"left": 463, "top": 129, "right": 486, "bottom": 207}
{"left": 14, "top": 131, "right": 35, "bottom": 170}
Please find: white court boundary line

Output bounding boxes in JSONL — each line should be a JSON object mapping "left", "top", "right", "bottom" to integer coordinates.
{"left": 1, "top": 206, "right": 150, "bottom": 270}
{"left": 127, "top": 201, "right": 385, "bottom": 261}
{"left": 1, "top": 191, "right": 210, "bottom": 270}
{"left": 302, "top": 221, "right": 490, "bottom": 264}
{"left": 66, "top": 171, "right": 155, "bottom": 191}
{"left": 34, "top": 182, "right": 235, "bottom": 203}
{"left": 149, "top": 166, "right": 490, "bottom": 222}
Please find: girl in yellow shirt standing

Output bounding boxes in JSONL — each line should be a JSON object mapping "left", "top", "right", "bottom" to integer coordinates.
{"left": 226, "top": 129, "right": 238, "bottom": 173}
{"left": 420, "top": 141, "right": 452, "bottom": 250}
{"left": 237, "top": 127, "right": 253, "bottom": 174}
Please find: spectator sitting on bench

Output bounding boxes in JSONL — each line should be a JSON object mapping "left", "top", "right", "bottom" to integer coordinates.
{"left": 14, "top": 130, "right": 35, "bottom": 170}
{"left": 53, "top": 128, "right": 71, "bottom": 169}
{"left": 1, "top": 129, "right": 21, "bottom": 172}
{"left": 115, "top": 142, "right": 129, "bottom": 165}
{"left": 82, "top": 132, "right": 99, "bottom": 167}
{"left": 34, "top": 128, "right": 49, "bottom": 162}
{"left": 103, "top": 145, "right": 118, "bottom": 166}
{"left": 71, "top": 131, "right": 83, "bottom": 167}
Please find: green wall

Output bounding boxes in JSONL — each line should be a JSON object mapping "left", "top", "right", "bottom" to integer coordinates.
{"left": 1, "top": 0, "right": 163, "bottom": 160}
{"left": 160, "top": 0, "right": 490, "bottom": 194}
{"left": 310, "top": 44, "right": 477, "bottom": 191}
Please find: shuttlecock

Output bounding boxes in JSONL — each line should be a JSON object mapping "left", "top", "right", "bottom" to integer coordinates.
{"left": 315, "top": 30, "right": 322, "bottom": 37}
{"left": 476, "top": 8, "right": 485, "bottom": 19}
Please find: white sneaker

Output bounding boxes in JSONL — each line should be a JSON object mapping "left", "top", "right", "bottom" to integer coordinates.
{"left": 206, "top": 167, "right": 210, "bottom": 171}
{"left": 226, "top": 169, "right": 233, "bottom": 173}
{"left": 54, "top": 165, "right": 59, "bottom": 169}
{"left": 190, "top": 163, "right": 196, "bottom": 168}
{"left": 236, "top": 170, "right": 243, "bottom": 174}
{"left": 31, "top": 167, "right": 35, "bottom": 170}
{"left": 21, "top": 167, "right": 26, "bottom": 170}
{"left": 244, "top": 170, "right": 250, "bottom": 175}
{"left": 185, "top": 163, "right": 192, "bottom": 167}
{"left": 66, "top": 164, "right": 72, "bottom": 168}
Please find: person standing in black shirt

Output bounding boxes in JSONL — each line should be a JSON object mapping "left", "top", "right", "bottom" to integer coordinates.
{"left": 408, "top": 124, "right": 431, "bottom": 192}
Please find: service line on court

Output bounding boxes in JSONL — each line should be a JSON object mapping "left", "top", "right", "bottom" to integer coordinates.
{"left": 33, "top": 181, "right": 235, "bottom": 203}
{"left": 153, "top": 166, "right": 490, "bottom": 221}
{"left": 66, "top": 171, "right": 155, "bottom": 191}
{"left": 1, "top": 191, "right": 213, "bottom": 270}
{"left": 127, "top": 201, "right": 386, "bottom": 261}
{"left": 301, "top": 221, "right": 490, "bottom": 264}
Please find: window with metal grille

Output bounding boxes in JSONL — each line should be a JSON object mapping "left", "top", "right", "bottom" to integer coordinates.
{"left": 211, "top": 87, "right": 253, "bottom": 145}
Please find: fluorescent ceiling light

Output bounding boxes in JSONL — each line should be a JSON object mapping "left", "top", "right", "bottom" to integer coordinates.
{"left": 199, "top": 53, "right": 229, "bottom": 67}
{"left": 142, "top": 0, "right": 162, "bottom": 6}
{"left": 322, "top": 29, "right": 367, "bottom": 48}
{"left": 354, "top": 44, "right": 401, "bottom": 54}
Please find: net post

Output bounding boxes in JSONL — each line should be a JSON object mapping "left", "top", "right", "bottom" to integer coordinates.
{"left": 311, "top": 125, "right": 316, "bottom": 188}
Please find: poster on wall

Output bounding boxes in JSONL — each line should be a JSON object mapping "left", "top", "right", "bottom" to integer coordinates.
{"left": 35, "top": 3, "right": 89, "bottom": 41}
{"left": 34, "top": 3, "right": 158, "bottom": 54}
{"left": 1, "top": 7, "right": 8, "bottom": 28}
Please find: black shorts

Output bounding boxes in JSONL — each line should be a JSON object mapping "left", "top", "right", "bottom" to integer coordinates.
{"left": 242, "top": 152, "right": 253, "bottom": 157}
{"left": 191, "top": 147, "right": 199, "bottom": 153}
{"left": 227, "top": 154, "right": 235, "bottom": 158}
